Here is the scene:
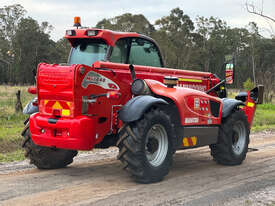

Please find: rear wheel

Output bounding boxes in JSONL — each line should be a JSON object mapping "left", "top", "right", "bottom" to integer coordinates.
{"left": 210, "top": 110, "right": 249, "bottom": 165}
{"left": 22, "top": 127, "right": 77, "bottom": 169}
{"left": 117, "top": 108, "right": 175, "bottom": 183}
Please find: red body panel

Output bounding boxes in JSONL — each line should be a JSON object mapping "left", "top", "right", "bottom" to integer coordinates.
{"left": 93, "top": 61, "right": 215, "bottom": 92}
{"left": 30, "top": 113, "right": 96, "bottom": 150}
{"left": 145, "top": 79, "right": 222, "bottom": 126}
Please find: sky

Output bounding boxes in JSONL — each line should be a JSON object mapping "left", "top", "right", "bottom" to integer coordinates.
{"left": 3, "top": 0, "right": 275, "bottom": 41}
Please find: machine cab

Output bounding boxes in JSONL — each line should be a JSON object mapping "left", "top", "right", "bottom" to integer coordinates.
{"left": 67, "top": 33, "right": 164, "bottom": 69}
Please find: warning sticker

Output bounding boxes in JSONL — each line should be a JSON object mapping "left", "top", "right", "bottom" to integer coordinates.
{"left": 185, "top": 117, "right": 199, "bottom": 124}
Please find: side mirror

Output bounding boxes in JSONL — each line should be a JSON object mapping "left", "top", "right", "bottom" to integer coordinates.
{"left": 250, "top": 85, "right": 264, "bottom": 104}
{"left": 224, "top": 55, "right": 235, "bottom": 84}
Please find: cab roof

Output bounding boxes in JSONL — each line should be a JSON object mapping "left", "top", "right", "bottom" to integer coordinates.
{"left": 65, "top": 28, "right": 140, "bottom": 47}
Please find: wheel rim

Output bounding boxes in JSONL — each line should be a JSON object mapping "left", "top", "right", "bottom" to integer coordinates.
{"left": 145, "top": 124, "right": 168, "bottom": 167}
{"left": 232, "top": 120, "right": 246, "bottom": 155}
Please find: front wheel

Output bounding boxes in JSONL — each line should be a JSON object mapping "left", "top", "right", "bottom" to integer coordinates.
{"left": 22, "top": 127, "right": 78, "bottom": 169}
{"left": 210, "top": 109, "right": 250, "bottom": 165}
{"left": 117, "top": 108, "right": 175, "bottom": 183}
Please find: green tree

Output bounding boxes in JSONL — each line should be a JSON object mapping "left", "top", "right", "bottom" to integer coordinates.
{"left": 0, "top": 4, "right": 26, "bottom": 42}
{"left": 0, "top": 4, "right": 26, "bottom": 83}
{"left": 154, "top": 8, "right": 195, "bottom": 69}
{"left": 13, "top": 17, "right": 60, "bottom": 84}
{"left": 195, "top": 16, "right": 230, "bottom": 75}
{"left": 56, "top": 37, "right": 71, "bottom": 63}
{"left": 96, "top": 13, "right": 155, "bottom": 36}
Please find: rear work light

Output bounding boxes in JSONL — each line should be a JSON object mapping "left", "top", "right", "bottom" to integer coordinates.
{"left": 66, "top": 30, "right": 76, "bottom": 36}
{"left": 86, "top": 30, "right": 98, "bottom": 36}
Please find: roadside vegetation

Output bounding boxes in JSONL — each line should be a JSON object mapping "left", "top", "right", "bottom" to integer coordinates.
{"left": 0, "top": 86, "right": 274, "bottom": 163}
{"left": 253, "top": 103, "right": 275, "bottom": 131}
{"left": 228, "top": 90, "right": 275, "bottom": 131}
{"left": 0, "top": 85, "right": 33, "bottom": 162}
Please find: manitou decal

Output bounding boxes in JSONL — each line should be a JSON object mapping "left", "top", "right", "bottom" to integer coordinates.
{"left": 177, "top": 78, "right": 207, "bottom": 92}
{"left": 82, "top": 71, "right": 120, "bottom": 90}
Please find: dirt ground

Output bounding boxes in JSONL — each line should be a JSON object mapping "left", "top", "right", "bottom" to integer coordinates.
{"left": 0, "top": 131, "right": 275, "bottom": 206}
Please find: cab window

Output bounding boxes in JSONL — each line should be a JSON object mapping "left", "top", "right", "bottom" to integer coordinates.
{"left": 110, "top": 37, "right": 162, "bottom": 67}
{"left": 69, "top": 39, "right": 108, "bottom": 66}
{"left": 109, "top": 38, "right": 129, "bottom": 63}
{"left": 129, "top": 38, "right": 162, "bottom": 67}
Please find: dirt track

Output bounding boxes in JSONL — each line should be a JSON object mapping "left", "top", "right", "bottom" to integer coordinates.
{"left": 0, "top": 131, "right": 275, "bottom": 206}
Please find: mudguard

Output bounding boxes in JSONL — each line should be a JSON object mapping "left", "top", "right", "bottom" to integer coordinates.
{"left": 119, "top": 95, "right": 168, "bottom": 123}
{"left": 221, "top": 98, "right": 244, "bottom": 118}
{"left": 23, "top": 97, "right": 38, "bottom": 115}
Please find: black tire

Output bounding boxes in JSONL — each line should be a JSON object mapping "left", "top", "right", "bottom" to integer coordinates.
{"left": 22, "top": 127, "right": 77, "bottom": 169}
{"left": 210, "top": 109, "right": 250, "bottom": 165}
{"left": 117, "top": 108, "right": 175, "bottom": 183}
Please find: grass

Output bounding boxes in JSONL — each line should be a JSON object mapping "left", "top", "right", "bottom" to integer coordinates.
{"left": 227, "top": 90, "right": 275, "bottom": 132}
{"left": 0, "top": 149, "right": 25, "bottom": 162}
{"left": 0, "top": 85, "right": 33, "bottom": 162}
{"left": 0, "top": 86, "right": 274, "bottom": 163}
{"left": 252, "top": 104, "right": 275, "bottom": 132}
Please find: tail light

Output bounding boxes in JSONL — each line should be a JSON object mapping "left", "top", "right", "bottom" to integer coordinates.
{"left": 53, "top": 109, "right": 61, "bottom": 117}
{"left": 32, "top": 98, "right": 38, "bottom": 106}
{"left": 28, "top": 86, "right": 37, "bottom": 94}
{"left": 107, "top": 91, "right": 121, "bottom": 100}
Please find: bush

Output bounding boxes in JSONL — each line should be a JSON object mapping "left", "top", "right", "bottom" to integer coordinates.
{"left": 243, "top": 78, "right": 254, "bottom": 91}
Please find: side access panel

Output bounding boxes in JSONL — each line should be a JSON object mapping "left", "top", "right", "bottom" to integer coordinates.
{"left": 176, "top": 126, "right": 219, "bottom": 149}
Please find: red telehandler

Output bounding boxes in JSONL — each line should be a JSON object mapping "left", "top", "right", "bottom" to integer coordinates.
{"left": 22, "top": 17, "right": 264, "bottom": 183}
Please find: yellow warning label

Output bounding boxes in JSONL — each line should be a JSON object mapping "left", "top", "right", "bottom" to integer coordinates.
{"left": 247, "top": 102, "right": 255, "bottom": 107}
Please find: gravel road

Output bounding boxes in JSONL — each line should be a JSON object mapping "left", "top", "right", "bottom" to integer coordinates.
{"left": 0, "top": 131, "right": 275, "bottom": 206}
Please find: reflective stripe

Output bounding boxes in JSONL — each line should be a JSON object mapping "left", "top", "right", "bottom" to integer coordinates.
{"left": 52, "top": 101, "right": 63, "bottom": 109}
{"left": 183, "top": 138, "right": 189, "bottom": 147}
{"left": 191, "top": 136, "right": 197, "bottom": 145}
{"left": 62, "top": 109, "right": 70, "bottom": 116}
{"left": 43, "top": 100, "right": 71, "bottom": 116}
{"left": 59, "top": 101, "right": 70, "bottom": 109}
{"left": 182, "top": 136, "right": 198, "bottom": 147}
{"left": 178, "top": 78, "right": 202, "bottom": 83}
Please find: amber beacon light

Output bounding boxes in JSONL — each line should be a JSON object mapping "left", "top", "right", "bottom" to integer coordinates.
{"left": 74, "top": 16, "right": 81, "bottom": 28}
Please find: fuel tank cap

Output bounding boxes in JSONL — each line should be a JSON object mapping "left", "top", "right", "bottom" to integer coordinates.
{"left": 163, "top": 76, "right": 178, "bottom": 88}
